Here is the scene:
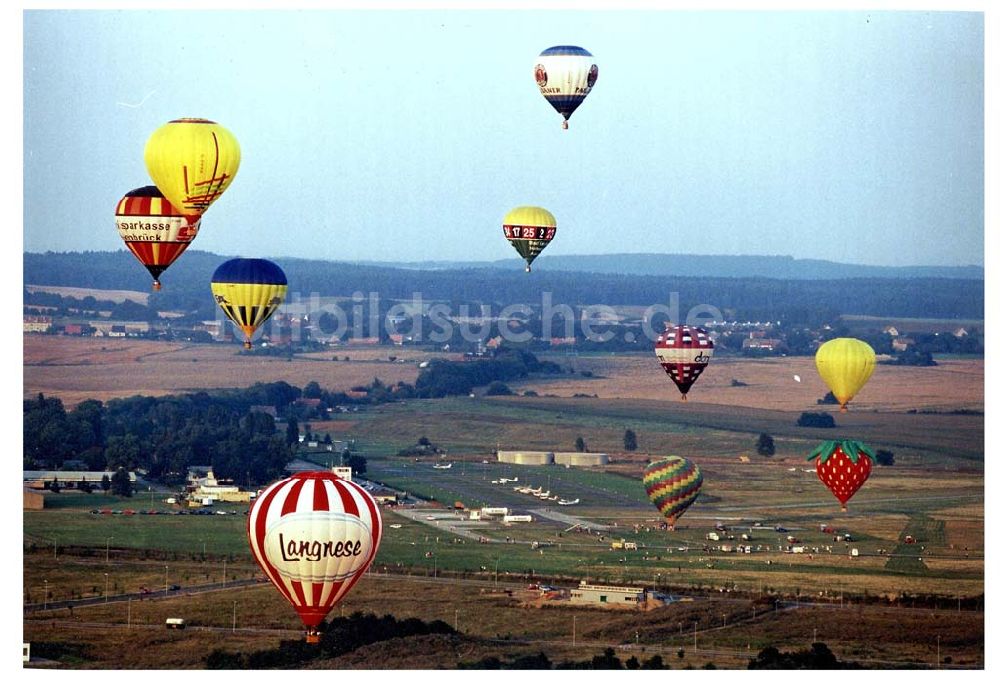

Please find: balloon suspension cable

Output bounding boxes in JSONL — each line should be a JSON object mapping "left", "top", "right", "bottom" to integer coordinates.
{"left": 681, "top": 394, "right": 688, "bottom": 402}
{"left": 152, "top": 280, "right": 161, "bottom": 291}
{"left": 562, "top": 120, "right": 569, "bottom": 130}
{"left": 840, "top": 404, "right": 847, "bottom": 413}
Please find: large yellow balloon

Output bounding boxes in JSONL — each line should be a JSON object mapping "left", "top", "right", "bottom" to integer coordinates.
{"left": 144, "top": 118, "right": 241, "bottom": 218}
{"left": 815, "top": 338, "right": 876, "bottom": 411}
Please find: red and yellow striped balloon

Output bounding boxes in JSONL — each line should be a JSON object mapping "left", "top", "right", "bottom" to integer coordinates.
{"left": 247, "top": 471, "right": 382, "bottom": 644}
{"left": 643, "top": 456, "right": 703, "bottom": 530}
{"left": 115, "top": 185, "right": 200, "bottom": 290}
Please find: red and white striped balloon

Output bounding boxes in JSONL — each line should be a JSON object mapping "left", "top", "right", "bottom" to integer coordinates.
{"left": 247, "top": 471, "right": 382, "bottom": 635}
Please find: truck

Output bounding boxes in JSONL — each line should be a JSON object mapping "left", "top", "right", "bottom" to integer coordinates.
{"left": 165, "top": 618, "right": 186, "bottom": 629}
{"left": 611, "top": 540, "right": 638, "bottom": 550}
{"left": 706, "top": 532, "right": 721, "bottom": 542}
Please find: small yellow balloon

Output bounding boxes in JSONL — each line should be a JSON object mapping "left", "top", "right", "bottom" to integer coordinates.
{"left": 502, "top": 205, "right": 557, "bottom": 272}
{"left": 815, "top": 337, "right": 876, "bottom": 411}
{"left": 144, "top": 118, "right": 241, "bottom": 218}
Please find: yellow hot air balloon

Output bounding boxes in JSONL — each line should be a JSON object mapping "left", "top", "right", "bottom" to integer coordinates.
{"left": 815, "top": 338, "right": 876, "bottom": 411}
{"left": 144, "top": 118, "right": 240, "bottom": 219}
{"left": 502, "top": 205, "right": 557, "bottom": 272}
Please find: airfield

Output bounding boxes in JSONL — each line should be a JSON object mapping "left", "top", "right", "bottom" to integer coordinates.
{"left": 22, "top": 335, "right": 984, "bottom": 668}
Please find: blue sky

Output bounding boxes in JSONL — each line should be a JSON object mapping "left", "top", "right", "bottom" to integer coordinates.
{"left": 21, "top": 7, "right": 984, "bottom": 266}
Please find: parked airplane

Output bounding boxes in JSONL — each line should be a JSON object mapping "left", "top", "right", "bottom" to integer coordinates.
{"left": 499, "top": 477, "right": 518, "bottom": 483}
{"left": 558, "top": 498, "right": 580, "bottom": 505}
{"left": 432, "top": 463, "right": 452, "bottom": 469}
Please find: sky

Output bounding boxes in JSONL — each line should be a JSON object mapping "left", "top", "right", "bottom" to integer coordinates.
{"left": 20, "top": 5, "right": 986, "bottom": 267}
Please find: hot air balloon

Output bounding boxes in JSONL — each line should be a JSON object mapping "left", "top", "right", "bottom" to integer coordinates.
{"left": 815, "top": 338, "right": 876, "bottom": 411}
{"left": 502, "top": 206, "right": 557, "bottom": 272}
{"left": 654, "top": 325, "right": 714, "bottom": 401}
{"left": 534, "top": 45, "right": 598, "bottom": 129}
{"left": 806, "top": 440, "right": 873, "bottom": 512}
{"left": 247, "top": 471, "right": 382, "bottom": 644}
{"left": 643, "top": 456, "right": 703, "bottom": 530}
{"left": 115, "top": 185, "right": 200, "bottom": 291}
{"left": 144, "top": 118, "right": 240, "bottom": 219}
{"left": 210, "top": 258, "right": 287, "bottom": 349}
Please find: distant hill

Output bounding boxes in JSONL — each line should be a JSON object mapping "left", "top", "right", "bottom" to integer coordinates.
{"left": 23, "top": 250, "right": 984, "bottom": 322}
{"left": 356, "top": 253, "right": 984, "bottom": 280}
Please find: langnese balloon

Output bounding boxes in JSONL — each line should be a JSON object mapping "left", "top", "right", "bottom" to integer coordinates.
{"left": 654, "top": 325, "right": 714, "bottom": 401}
{"left": 210, "top": 258, "right": 287, "bottom": 349}
{"left": 643, "top": 456, "right": 703, "bottom": 530}
{"left": 144, "top": 118, "right": 240, "bottom": 218}
{"left": 115, "top": 185, "right": 200, "bottom": 291}
{"left": 502, "top": 206, "right": 557, "bottom": 272}
{"left": 806, "top": 440, "right": 873, "bottom": 512}
{"left": 534, "top": 45, "right": 598, "bottom": 129}
{"left": 815, "top": 337, "right": 876, "bottom": 411}
{"left": 247, "top": 471, "right": 382, "bottom": 644}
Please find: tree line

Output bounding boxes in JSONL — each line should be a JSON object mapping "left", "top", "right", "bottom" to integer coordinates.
{"left": 24, "top": 250, "right": 985, "bottom": 321}
{"left": 23, "top": 349, "right": 563, "bottom": 484}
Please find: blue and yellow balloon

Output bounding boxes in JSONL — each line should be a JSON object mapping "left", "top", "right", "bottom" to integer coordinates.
{"left": 210, "top": 258, "right": 287, "bottom": 349}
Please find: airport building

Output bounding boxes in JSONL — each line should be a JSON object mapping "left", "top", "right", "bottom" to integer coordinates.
{"left": 553, "top": 452, "right": 609, "bottom": 466}
{"left": 497, "top": 451, "right": 609, "bottom": 466}
{"left": 569, "top": 581, "right": 647, "bottom": 606}
{"left": 497, "top": 450, "right": 554, "bottom": 465}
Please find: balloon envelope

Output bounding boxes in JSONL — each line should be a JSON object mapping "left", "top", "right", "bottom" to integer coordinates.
{"left": 144, "top": 118, "right": 240, "bottom": 218}
{"left": 210, "top": 258, "right": 287, "bottom": 349}
{"left": 115, "top": 185, "right": 200, "bottom": 290}
{"left": 534, "top": 45, "right": 598, "bottom": 128}
{"left": 654, "top": 325, "right": 714, "bottom": 400}
{"left": 502, "top": 206, "right": 557, "bottom": 272}
{"left": 643, "top": 456, "right": 703, "bottom": 529}
{"left": 815, "top": 338, "right": 876, "bottom": 410}
{"left": 247, "top": 471, "right": 382, "bottom": 638}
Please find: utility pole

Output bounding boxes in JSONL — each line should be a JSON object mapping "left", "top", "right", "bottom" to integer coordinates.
{"left": 454, "top": 609, "right": 459, "bottom": 632}
{"left": 937, "top": 635, "right": 941, "bottom": 668}
{"left": 127, "top": 598, "right": 131, "bottom": 629}
{"left": 233, "top": 601, "right": 237, "bottom": 633}
{"left": 104, "top": 573, "right": 109, "bottom": 603}
{"left": 573, "top": 615, "right": 577, "bottom": 646}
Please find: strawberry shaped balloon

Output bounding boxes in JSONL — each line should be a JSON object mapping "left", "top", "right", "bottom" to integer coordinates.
{"left": 806, "top": 440, "right": 873, "bottom": 512}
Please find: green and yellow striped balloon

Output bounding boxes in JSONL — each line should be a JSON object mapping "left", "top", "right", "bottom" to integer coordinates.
{"left": 643, "top": 456, "right": 703, "bottom": 530}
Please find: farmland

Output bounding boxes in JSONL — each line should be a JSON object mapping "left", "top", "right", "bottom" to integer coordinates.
{"left": 22, "top": 334, "right": 984, "bottom": 668}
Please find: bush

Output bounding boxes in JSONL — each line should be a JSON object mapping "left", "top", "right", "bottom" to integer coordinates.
{"left": 755, "top": 433, "right": 775, "bottom": 457}
{"left": 484, "top": 381, "right": 513, "bottom": 396}
{"left": 816, "top": 391, "right": 839, "bottom": 405}
{"left": 797, "top": 412, "right": 836, "bottom": 428}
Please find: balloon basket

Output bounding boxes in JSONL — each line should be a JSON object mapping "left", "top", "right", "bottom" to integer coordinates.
{"left": 305, "top": 631, "right": 321, "bottom": 645}
{"left": 525, "top": 264, "right": 531, "bottom": 273}
{"left": 152, "top": 281, "right": 161, "bottom": 291}
{"left": 680, "top": 394, "right": 688, "bottom": 402}
{"left": 243, "top": 341, "right": 253, "bottom": 350}
{"left": 562, "top": 120, "right": 569, "bottom": 130}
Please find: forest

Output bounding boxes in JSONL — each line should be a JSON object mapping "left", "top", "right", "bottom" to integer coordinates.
{"left": 24, "top": 250, "right": 984, "bottom": 323}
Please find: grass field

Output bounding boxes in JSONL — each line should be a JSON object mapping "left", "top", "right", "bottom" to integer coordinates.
{"left": 23, "top": 335, "right": 456, "bottom": 407}
{"left": 22, "top": 335, "right": 984, "bottom": 668}
{"left": 22, "top": 556, "right": 984, "bottom": 669}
